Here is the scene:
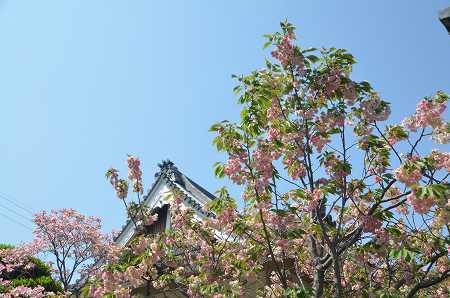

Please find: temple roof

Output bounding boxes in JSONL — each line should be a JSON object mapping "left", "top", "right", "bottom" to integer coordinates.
{"left": 114, "top": 160, "right": 216, "bottom": 245}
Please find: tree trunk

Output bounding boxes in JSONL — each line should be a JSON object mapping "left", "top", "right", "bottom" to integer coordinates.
{"left": 313, "top": 269, "right": 324, "bottom": 297}
{"left": 332, "top": 255, "right": 343, "bottom": 298}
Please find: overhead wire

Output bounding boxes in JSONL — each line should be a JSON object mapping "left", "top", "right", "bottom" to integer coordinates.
{"left": 0, "top": 211, "right": 33, "bottom": 231}
{"left": 0, "top": 192, "right": 34, "bottom": 215}
{"left": 0, "top": 192, "right": 35, "bottom": 233}
{"left": 0, "top": 201, "right": 32, "bottom": 222}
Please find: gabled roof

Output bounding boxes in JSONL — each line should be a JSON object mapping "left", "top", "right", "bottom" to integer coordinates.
{"left": 114, "top": 160, "right": 216, "bottom": 245}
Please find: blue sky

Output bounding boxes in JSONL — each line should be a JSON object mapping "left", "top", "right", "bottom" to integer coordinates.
{"left": 0, "top": 1, "right": 449, "bottom": 244}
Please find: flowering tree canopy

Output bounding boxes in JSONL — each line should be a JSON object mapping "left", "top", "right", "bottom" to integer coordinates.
{"left": 90, "top": 22, "right": 449, "bottom": 297}
{"left": 32, "top": 209, "right": 113, "bottom": 291}
{"left": 0, "top": 244, "right": 62, "bottom": 297}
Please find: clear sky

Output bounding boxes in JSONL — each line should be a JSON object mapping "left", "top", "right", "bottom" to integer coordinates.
{"left": 0, "top": 1, "right": 449, "bottom": 244}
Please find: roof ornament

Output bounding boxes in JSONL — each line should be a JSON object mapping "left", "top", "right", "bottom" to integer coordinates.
{"left": 156, "top": 160, "right": 181, "bottom": 183}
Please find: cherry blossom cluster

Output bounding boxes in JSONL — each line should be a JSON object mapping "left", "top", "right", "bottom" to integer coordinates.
{"left": 358, "top": 93, "right": 391, "bottom": 123}
{"left": 406, "top": 190, "right": 435, "bottom": 214}
{"left": 429, "top": 150, "right": 450, "bottom": 171}
{"left": 223, "top": 155, "right": 245, "bottom": 184}
{"left": 127, "top": 155, "right": 143, "bottom": 193}
{"left": 0, "top": 286, "right": 46, "bottom": 298}
{"left": 403, "top": 91, "right": 449, "bottom": 144}
{"left": 106, "top": 168, "right": 128, "bottom": 199}
{"left": 271, "top": 33, "right": 304, "bottom": 73}
{"left": 394, "top": 161, "right": 422, "bottom": 186}
{"left": 361, "top": 215, "right": 382, "bottom": 233}
{"left": 324, "top": 153, "right": 349, "bottom": 181}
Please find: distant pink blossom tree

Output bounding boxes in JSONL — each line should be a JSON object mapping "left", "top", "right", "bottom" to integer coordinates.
{"left": 32, "top": 209, "right": 112, "bottom": 291}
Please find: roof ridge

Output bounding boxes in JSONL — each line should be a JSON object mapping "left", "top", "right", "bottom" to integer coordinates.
{"left": 153, "top": 159, "right": 216, "bottom": 202}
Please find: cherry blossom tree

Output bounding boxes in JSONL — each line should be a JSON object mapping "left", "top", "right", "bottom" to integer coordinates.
{"left": 32, "top": 209, "right": 113, "bottom": 291}
{"left": 90, "top": 22, "right": 449, "bottom": 297}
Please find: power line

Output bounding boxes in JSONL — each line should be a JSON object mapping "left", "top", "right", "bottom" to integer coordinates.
{"left": 0, "top": 211, "right": 33, "bottom": 231}
{"left": 0, "top": 192, "right": 34, "bottom": 215}
{"left": 0, "top": 201, "right": 32, "bottom": 222}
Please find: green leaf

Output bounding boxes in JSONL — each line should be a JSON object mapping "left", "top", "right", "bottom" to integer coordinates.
{"left": 286, "top": 228, "right": 306, "bottom": 239}
{"left": 302, "top": 47, "right": 317, "bottom": 53}
{"left": 385, "top": 226, "right": 401, "bottom": 236}
{"left": 328, "top": 127, "right": 341, "bottom": 134}
{"left": 285, "top": 286, "right": 314, "bottom": 298}
{"left": 389, "top": 247, "right": 415, "bottom": 262}
{"left": 213, "top": 162, "right": 225, "bottom": 178}
{"left": 233, "top": 85, "right": 242, "bottom": 95}
{"left": 263, "top": 41, "right": 272, "bottom": 49}
{"left": 389, "top": 249, "right": 401, "bottom": 259}
{"left": 209, "top": 123, "right": 222, "bottom": 132}
{"left": 306, "top": 55, "right": 319, "bottom": 63}
{"left": 311, "top": 224, "right": 322, "bottom": 234}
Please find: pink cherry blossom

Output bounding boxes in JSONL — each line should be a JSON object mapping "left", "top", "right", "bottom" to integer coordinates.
{"left": 127, "top": 155, "right": 143, "bottom": 193}
{"left": 361, "top": 215, "right": 382, "bottom": 233}
{"left": 271, "top": 34, "right": 304, "bottom": 72}
{"left": 394, "top": 166, "right": 422, "bottom": 186}
{"left": 311, "top": 135, "right": 330, "bottom": 153}
{"left": 267, "top": 97, "right": 282, "bottom": 122}
{"left": 407, "top": 191, "right": 434, "bottom": 214}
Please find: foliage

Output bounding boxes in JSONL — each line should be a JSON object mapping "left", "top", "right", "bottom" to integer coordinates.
{"left": 0, "top": 244, "right": 62, "bottom": 297}
{"left": 9, "top": 276, "right": 62, "bottom": 293}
